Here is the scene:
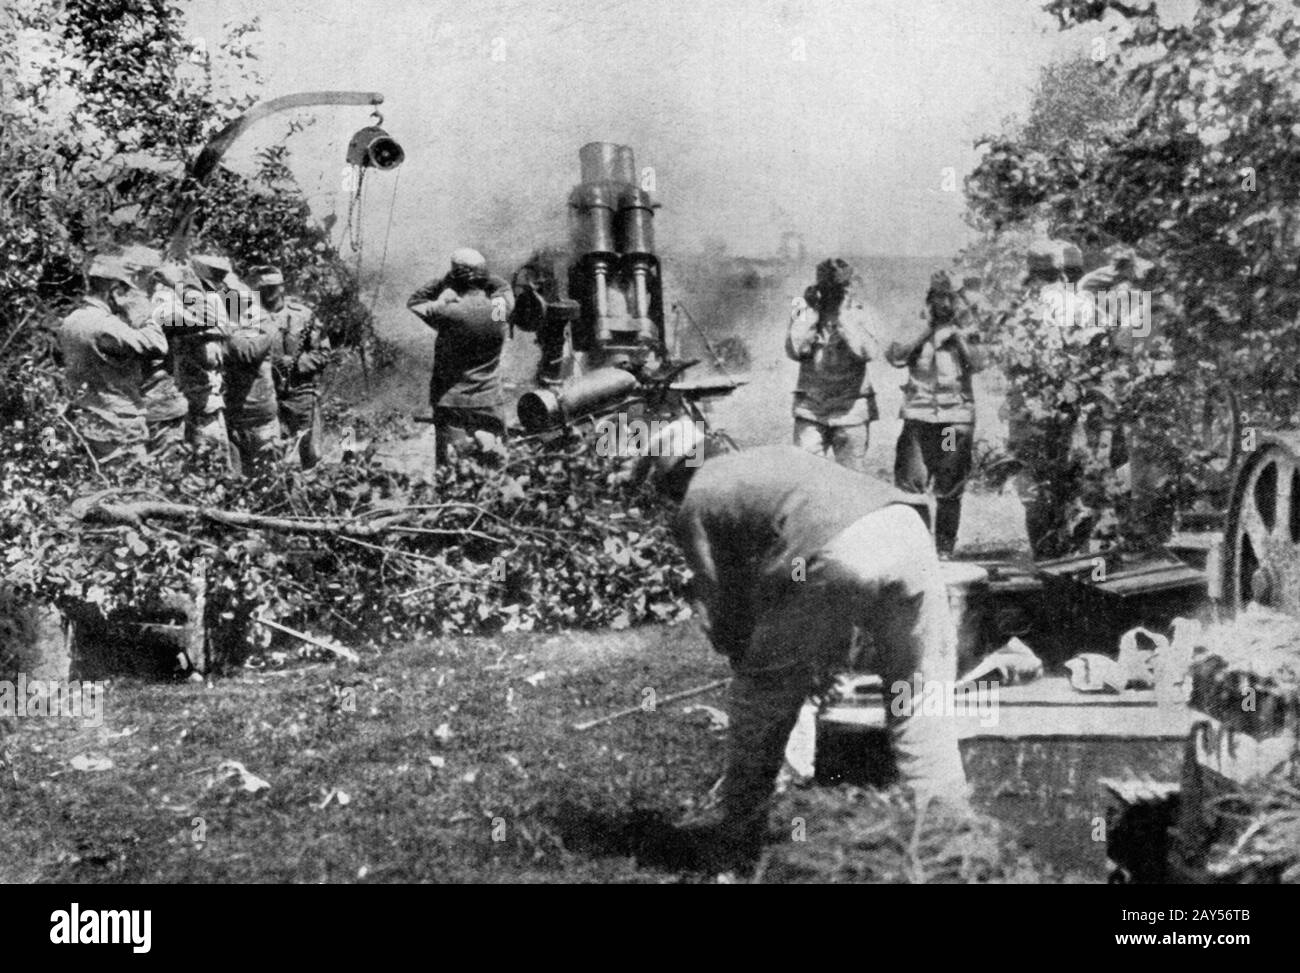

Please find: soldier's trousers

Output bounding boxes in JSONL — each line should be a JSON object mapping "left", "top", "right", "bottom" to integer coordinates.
{"left": 146, "top": 415, "right": 187, "bottom": 462}
{"left": 229, "top": 418, "right": 282, "bottom": 475}
{"left": 280, "top": 397, "right": 322, "bottom": 469}
{"left": 68, "top": 410, "right": 146, "bottom": 470}
{"left": 1009, "top": 414, "right": 1076, "bottom": 558}
{"left": 186, "top": 409, "right": 235, "bottom": 471}
{"left": 433, "top": 407, "right": 505, "bottom": 465}
{"left": 792, "top": 418, "right": 869, "bottom": 473}
{"left": 893, "top": 419, "right": 974, "bottom": 556}
{"left": 721, "top": 503, "right": 967, "bottom": 844}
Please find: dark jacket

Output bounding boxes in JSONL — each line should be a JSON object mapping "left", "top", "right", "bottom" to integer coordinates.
{"left": 59, "top": 296, "right": 168, "bottom": 439}
{"left": 408, "top": 274, "right": 514, "bottom": 417}
{"left": 673, "top": 446, "right": 925, "bottom": 659}
{"left": 267, "top": 298, "right": 330, "bottom": 418}
{"left": 224, "top": 313, "right": 278, "bottom": 428}
{"left": 785, "top": 292, "right": 879, "bottom": 425}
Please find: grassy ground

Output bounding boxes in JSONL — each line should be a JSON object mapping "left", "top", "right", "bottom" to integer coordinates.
{"left": 0, "top": 622, "right": 1078, "bottom": 884}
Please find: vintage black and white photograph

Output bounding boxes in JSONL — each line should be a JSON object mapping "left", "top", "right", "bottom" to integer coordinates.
{"left": 0, "top": 0, "right": 1296, "bottom": 906}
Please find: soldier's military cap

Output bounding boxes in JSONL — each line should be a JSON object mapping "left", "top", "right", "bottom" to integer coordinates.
{"left": 248, "top": 265, "right": 286, "bottom": 288}
{"left": 190, "top": 254, "right": 233, "bottom": 279}
{"left": 86, "top": 255, "right": 137, "bottom": 287}
{"left": 120, "top": 245, "right": 164, "bottom": 273}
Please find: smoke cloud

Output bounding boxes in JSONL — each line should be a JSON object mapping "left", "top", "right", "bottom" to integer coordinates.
{"left": 188, "top": 0, "right": 1072, "bottom": 441}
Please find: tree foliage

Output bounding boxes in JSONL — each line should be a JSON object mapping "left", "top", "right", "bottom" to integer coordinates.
{"left": 0, "top": 0, "right": 370, "bottom": 356}
{"left": 962, "top": 0, "right": 1300, "bottom": 550}
{"left": 1, "top": 366, "right": 692, "bottom": 672}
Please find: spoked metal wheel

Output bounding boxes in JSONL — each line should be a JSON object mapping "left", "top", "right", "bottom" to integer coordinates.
{"left": 1221, "top": 432, "right": 1300, "bottom": 616}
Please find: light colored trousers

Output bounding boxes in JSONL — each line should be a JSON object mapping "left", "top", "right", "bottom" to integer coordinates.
{"left": 722, "top": 504, "right": 968, "bottom": 836}
{"left": 793, "top": 417, "right": 869, "bottom": 473}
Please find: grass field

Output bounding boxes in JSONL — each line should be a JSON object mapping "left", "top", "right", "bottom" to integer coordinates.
{"left": 0, "top": 620, "right": 1079, "bottom": 884}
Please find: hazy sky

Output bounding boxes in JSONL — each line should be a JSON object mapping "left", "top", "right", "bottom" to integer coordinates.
{"left": 187, "top": 0, "right": 1087, "bottom": 271}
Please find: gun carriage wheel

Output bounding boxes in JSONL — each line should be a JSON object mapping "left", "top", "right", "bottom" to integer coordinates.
{"left": 1220, "top": 431, "right": 1300, "bottom": 616}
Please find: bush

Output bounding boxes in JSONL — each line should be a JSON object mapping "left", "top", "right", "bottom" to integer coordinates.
{"left": 961, "top": 1, "right": 1300, "bottom": 551}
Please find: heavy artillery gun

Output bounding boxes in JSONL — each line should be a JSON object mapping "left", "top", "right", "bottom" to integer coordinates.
{"left": 515, "top": 359, "right": 743, "bottom": 459}
{"left": 509, "top": 142, "right": 745, "bottom": 457}
{"left": 510, "top": 142, "right": 666, "bottom": 384}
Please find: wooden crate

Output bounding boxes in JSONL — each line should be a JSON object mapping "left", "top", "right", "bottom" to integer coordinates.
{"left": 817, "top": 676, "right": 1191, "bottom": 877}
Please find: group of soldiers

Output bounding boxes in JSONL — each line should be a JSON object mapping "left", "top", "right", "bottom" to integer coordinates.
{"left": 783, "top": 241, "right": 1157, "bottom": 559}
{"left": 57, "top": 247, "right": 330, "bottom": 475}
{"left": 786, "top": 258, "right": 989, "bottom": 557}
{"left": 1006, "top": 238, "right": 1165, "bottom": 556}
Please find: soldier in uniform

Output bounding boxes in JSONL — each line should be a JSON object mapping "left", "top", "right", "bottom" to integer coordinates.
{"left": 407, "top": 248, "right": 514, "bottom": 464}
{"left": 250, "top": 265, "right": 330, "bottom": 468}
{"left": 785, "top": 257, "right": 880, "bottom": 472}
{"left": 1079, "top": 245, "right": 1172, "bottom": 544}
{"left": 59, "top": 256, "right": 168, "bottom": 470}
{"left": 167, "top": 254, "right": 239, "bottom": 468}
{"left": 1000, "top": 239, "right": 1087, "bottom": 556}
{"left": 509, "top": 249, "right": 570, "bottom": 388}
{"left": 633, "top": 431, "right": 966, "bottom": 868}
{"left": 117, "top": 246, "right": 189, "bottom": 460}
{"left": 888, "top": 271, "right": 988, "bottom": 557}
{"left": 223, "top": 273, "right": 281, "bottom": 476}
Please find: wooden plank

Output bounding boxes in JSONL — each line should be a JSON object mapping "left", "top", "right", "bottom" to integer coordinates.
{"left": 821, "top": 678, "right": 1195, "bottom": 740}
{"left": 820, "top": 705, "right": 1193, "bottom": 740}
{"left": 851, "top": 676, "right": 1169, "bottom": 707}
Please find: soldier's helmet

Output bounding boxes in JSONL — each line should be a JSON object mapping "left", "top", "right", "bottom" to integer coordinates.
{"left": 190, "top": 254, "right": 240, "bottom": 291}
{"left": 152, "top": 261, "right": 199, "bottom": 290}
{"left": 450, "top": 247, "right": 487, "bottom": 271}
{"left": 248, "top": 265, "right": 286, "bottom": 290}
{"left": 86, "top": 255, "right": 137, "bottom": 289}
{"left": 815, "top": 257, "right": 854, "bottom": 290}
{"left": 449, "top": 247, "right": 489, "bottom": 287}
{"left": 927, "top": 269, "right": 956, "bottom": 296}
{"left": 119, "top": 245, "right": 163, "bottom": 277}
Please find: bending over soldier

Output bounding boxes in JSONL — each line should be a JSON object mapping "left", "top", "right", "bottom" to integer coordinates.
{"left": 635, "top": 433, "right": 968, "bottom": 868}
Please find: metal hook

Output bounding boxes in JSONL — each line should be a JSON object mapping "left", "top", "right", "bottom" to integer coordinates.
{"left": 371, "top": 109, "right": 384, "bottom": 126}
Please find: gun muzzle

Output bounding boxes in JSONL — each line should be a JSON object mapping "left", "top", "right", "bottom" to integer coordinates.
{"left": 516, "top": 367, "right": 639, "bottom": 433}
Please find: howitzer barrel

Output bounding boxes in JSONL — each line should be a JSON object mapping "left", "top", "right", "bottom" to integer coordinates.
{"left": 579, "top": 141, "right": 635, "bottom": 185}
{"left": 516, "top": 367, "right": 639, "bottom": 432}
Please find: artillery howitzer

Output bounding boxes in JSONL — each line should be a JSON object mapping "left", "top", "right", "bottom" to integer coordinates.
{"left": 514, "top": 358, "right": 745, "bottom": 457}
